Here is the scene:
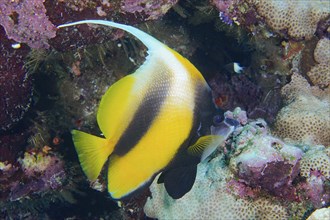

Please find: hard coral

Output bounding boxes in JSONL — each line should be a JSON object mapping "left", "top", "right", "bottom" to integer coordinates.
{"left": 307, "top": 207, "right": 330, "bottom": 220}
{"left": 247, "top": 0, "right": 330, "bottom": 39}
{"left": 300, "top": 146, "right": 330, "bottom": 179}
{"left": 307, "top": 38, "right": 330, "bottom": 88}
{"left": 273, "top": 73, "right": 330, "bottom": 146}
{"left": 0, "top": 0, "right": 56, "bottom": 48}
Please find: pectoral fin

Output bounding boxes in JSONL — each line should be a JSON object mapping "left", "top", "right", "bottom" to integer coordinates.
{"left": 187, "top": 135, "right": 225, "bottom": 161}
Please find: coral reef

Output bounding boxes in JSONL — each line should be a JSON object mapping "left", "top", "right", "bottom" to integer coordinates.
{"left": 0, "top": 0, "right": 328, "bottom": 218}
{"left": 273, "top": 72, "right": 330, "bottom": 146}
{"left": 307, "top": 38, "right": 330, "bottom": 88}
{"left": 213, "top": 0, "right": 330, "bottom": 40}
{"left": 144, "top": 155, "right": 290, "bottom": 219}
{"left": 210, "top": 73, "right": 282, "bottom": 123}
{"left": 144, "top": 109, "right": 320, "bottom": 219}
{"left": 298, "top": 146, "right": 330, "bottom": 208}
{"left": 0, "top": 0, "right": 56, "bottom": 49}
{"left": 249, "top": 0, "right": 329, "bottom": 39}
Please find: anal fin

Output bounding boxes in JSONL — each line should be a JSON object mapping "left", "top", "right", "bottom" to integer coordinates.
{"left": 161, "top": 165, "right": 197, "bottom": 199}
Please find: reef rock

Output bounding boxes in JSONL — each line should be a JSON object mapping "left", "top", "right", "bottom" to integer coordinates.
{"left": 0, "top": 28, "right": 32, "bottom": 131}
{"left": 0, "top": 0, "right": 56, "bottom": 49}
{"left": 229, "top": 119, "right": 303, "bottom": 200}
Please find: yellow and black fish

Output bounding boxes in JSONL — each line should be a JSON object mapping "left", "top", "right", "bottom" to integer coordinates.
{"left": 58, "top": 20, "right": 229, "bottom": 200}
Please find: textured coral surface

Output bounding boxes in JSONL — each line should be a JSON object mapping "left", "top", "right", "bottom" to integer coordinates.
{"left": 248, "top": 0, "right": 330, "bottom": 39}
{"left": 274, "top": 73, "right": 330, "bottom": 146}
{"left": 144, "top": 156, "right": 289, "bottom": 220}
{"left": 307, "top": 38, "right": 330, "bottom": 88}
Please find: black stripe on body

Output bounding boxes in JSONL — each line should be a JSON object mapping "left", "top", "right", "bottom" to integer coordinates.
{"left": 157, "top": 81, "right": 213, "bottom": 198}
{"left": 113, "top": 66, "right": 172, "bottom": 156}
{"left": 163, "top": 80, "right": 212, "bottom": 168}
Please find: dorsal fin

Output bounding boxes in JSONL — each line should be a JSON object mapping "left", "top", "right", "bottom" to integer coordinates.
{"left": 57, "top": 20, "right": 164, "bottom": 53}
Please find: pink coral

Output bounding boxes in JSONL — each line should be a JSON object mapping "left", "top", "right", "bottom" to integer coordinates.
{"left": 0, "top": 0, "right": 56, "bottom": 48}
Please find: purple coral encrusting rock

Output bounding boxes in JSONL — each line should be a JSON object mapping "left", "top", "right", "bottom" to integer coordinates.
{"left": 0, "top": 27, "right": 33, "bottom": 131}
{"left": 229, "top": 115, "right": 304, "bottom": 200}
{"left": 2, "top": 150, "right": 66, "bottom": 202}
{"left": 297, "top": 146, "right": 330, "bottom": 207}
{"left": 121, "top": 0, "right": 178, "bottom": 20}
{"left": 0, "top": 0, "right": 56, "bottom": 49}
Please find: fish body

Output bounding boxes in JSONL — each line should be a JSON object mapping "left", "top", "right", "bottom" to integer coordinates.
{"left": 58, "top": 20, "right": 225, "bottom": 200}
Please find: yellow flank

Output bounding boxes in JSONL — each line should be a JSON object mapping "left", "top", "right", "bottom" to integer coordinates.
{"left": 107, "top": 98, "right": 194, "bottom": 199}
{"left": 72, "top": 130, "right": 114, "bottom": 181}
{"left": 97, "top": 75, "right": 138, "bottom": 140}
{"left": 97, "top": 55, "right": 163, "bottom": 142}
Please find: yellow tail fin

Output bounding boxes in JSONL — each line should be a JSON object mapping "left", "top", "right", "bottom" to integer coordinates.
{"left": 71, "top": 130, "right": 114, "bottom": 181}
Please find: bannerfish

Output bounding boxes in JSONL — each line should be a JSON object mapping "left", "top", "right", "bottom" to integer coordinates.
{"left": 58, "top": 20, "right": 229, "bottom": 200}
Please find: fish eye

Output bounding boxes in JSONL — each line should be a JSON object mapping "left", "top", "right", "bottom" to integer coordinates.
{"left": 224, "top": 118, "right": 240, "bottom": 127}
{"left": 213, "top": 115, "right": 223, "bottom": 125}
